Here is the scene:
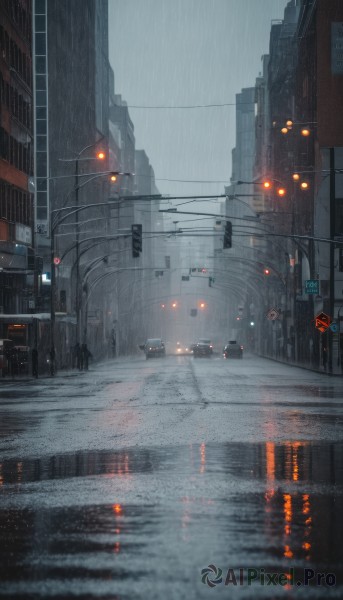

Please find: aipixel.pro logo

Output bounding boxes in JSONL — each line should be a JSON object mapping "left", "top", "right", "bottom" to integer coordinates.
{"left": 201, "top": 564, "right": 223, "bottom": 588}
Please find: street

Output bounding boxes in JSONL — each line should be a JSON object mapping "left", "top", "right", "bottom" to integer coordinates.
{"left": 0, "top": 354, "right": 342, "bottom": 599}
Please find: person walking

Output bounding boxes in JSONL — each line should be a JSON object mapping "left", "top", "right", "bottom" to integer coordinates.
{"left": 32, "top": 348, "right": 38, "bottom": 378}
{"left": 49, "top": 346, "right": 55, "bottom": 376}
{"left": 81, "top": 343, "right": 92, "bottom": 370}
{"left": 74, "top": 342, "right": 81, "bottom": 369}
{"left": 79, "top": 344, "right": 84, "bottom": 371}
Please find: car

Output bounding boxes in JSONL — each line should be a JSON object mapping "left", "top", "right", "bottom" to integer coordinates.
{"left": 223, "top": 340, "right": 243, "bottom": 359}
{"left": 13, "top": 346, "right": 30, "bottom": 374}
{"left": 174, "top": 342, "right": 192, "bottom": 355}
{"left": 143, "top": 338, "right": 166, "bottom": 359}
{"left": 193, "top": 339, "right": 213, "bottom": 358}
{"left": 199, "top": 339, "right": 213, "bottom": 353}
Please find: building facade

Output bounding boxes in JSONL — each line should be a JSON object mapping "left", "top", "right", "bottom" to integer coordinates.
{"left": 0, "top": 0, "right": 34, "bottom": 335}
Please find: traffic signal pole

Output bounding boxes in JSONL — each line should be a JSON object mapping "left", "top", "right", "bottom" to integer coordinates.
{"left": 329, "top": 148, "right": 336, "bottom": 373}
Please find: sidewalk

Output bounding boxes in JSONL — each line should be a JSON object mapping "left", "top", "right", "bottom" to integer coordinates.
{"left": 258, "top": 352, "right": 343, "bottom": 377}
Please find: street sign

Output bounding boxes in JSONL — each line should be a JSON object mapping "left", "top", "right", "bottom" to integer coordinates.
{"left": 330, "top": 322, "right": 338, "bottom": 333}
{"left": 305, "top": 280, "right": 319, "bottom": 295}
{"left": 267, "top": 308, "right": 280, "bottom": 321}
{"left": 315, "top": 312, "right": 332, "bottom": 333}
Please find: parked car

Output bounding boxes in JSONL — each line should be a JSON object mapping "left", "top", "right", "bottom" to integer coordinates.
{"left": 223, "top": 340, "right": 243, "bottom": 359}
{"left": 13, "top": 346, "right": 30, "bottom": 374}
{"left": 193, "top": 339, "right": 213, "bottom": 358}
{"left": 143, "top": 338, "right": 166, "bottom": 359}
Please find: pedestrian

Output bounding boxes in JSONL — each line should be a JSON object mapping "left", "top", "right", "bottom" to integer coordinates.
{"left": 78, "top": 344, "right": 83, "bottom": 370}
{"left": 49, "top": 346, "right": 55, "bottom": 376}
{"left": 74, "top": 342, "right": 81, "bottom": 369}
{"left": 322, "top": 345, "right": 328, "bottom": 370}
{"left": 6, "top": 347, "right": 15, "bottom": 377}
{"left": 32, "top": 347, "right": 38, "bottom": 378}
{"left": 110, "top": 328, "right": 116, "bottom": 358}
{"left": 82, "top": 343, "right": 92, "bottom": 370}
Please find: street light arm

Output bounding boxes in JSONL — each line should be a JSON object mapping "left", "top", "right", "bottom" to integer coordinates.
{"left": 227, "top": 194, "right": 258, "bottom": 216}
{"left": 59, "top": 234, "right": 128, "bottom": 262}
{"left": 57, "top": 135, "right": 106, "bottom": 161}
{"left": 51, "top": 200, "right": 119, "bottom": 232}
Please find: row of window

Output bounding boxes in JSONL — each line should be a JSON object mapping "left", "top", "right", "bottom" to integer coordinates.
{"left": 0, "top": 73, "right": 32, "bottom": 130}
{"left": 0, "top": 179, "right": 33, "bottom": 226}
{"left": 0, "top": 126, "right": 32, "bottom": 174}
{"left": 0, "top": 25, "right": 32, "bottom": 87}
{"left": 1, "top": 0, "right": 32, "bottom": 45}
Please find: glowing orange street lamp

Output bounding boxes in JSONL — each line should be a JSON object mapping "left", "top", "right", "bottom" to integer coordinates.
{"left": 292, "top": 173, "right": 300, "bottom": 181}
{"left": 300, "top": 181, "right": 309, "bottom": 190}
{"left": 110, "top": 174, "right": 117, "bottom": 182}
{"left": 281, "top": 127, "right": 289, "bottom": 134}
{"left": 199, "top": 302, "right": 206, "bottom": 309}
{"left": 286, "top": 119, "right": 293, "bottom": 128}
{"left": 96, "top": 151, "right": 106, "bottom": 160}
{"left": 277, "top": 187, "right": 286, "bottom": 197}
{"left": 263, "top": 180, "right": 272, "bottom": 190}
{"left": 264, "top": 267, "right": 271, "bottom": 276}
{"left": 301, "top": 128, "right": 311, "bottom": 137}
{"left": 171, "top": 301, "right": 177, "bottom": 308}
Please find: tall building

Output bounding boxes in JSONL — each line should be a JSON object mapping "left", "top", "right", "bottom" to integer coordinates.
{"left": 32, "top": 0, "right": 110, "bottom": 365}
{"left": 296, "top": 0, "right": 343, "bottom": 371}
{"left": 0, "top": 0, "right": 34, "bottom": 334}
{"left": 223, "top": 87, "right": 257, "bottom": 345}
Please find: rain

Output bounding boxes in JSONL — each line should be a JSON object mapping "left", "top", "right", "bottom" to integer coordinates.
{"left": 0, "top": 1, "right": 343, "bottom": 599}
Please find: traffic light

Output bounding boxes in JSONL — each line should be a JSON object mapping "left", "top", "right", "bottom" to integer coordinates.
{"left": 223, "top": 221, "right": 232, "bottom": 249}
{"left": 131, "top": 224, "right": 142, "bottom": 258}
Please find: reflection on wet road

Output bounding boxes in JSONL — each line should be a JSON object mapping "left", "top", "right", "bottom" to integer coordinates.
{"left": 0, "top": 355, "right": 342, "bottom": 598}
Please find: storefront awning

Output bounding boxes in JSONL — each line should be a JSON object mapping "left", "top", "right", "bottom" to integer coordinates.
{"left": 0, "top": 313, "right": 67, "bottom": 323}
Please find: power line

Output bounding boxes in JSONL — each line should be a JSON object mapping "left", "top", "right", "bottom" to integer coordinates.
{"left": 138, "top": 176, "right": 231, "bottom": 184}
{"left": 122, "top": 102, "right": 238, "bottom": 110}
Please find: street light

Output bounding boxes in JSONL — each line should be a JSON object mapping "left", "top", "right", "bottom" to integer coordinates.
{"left": 50, "top": 194, "right": 126, "bottom": 375}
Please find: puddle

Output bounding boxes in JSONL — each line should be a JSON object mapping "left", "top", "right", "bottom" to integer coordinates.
{"left": 0, "top": 442, "right": 342, "bottom": 598}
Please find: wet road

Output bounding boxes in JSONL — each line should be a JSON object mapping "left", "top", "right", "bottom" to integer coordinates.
{"left": 0, "top": 353, "right": 342, "bottom": 599}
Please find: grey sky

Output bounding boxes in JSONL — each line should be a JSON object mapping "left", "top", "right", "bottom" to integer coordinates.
{"left": 109, "top": 0, "right": 287, "bottom": 199}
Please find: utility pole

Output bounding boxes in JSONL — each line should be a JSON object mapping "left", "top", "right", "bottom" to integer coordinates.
{"left": 329, "top": 148, "right": 335, "bottom": 373}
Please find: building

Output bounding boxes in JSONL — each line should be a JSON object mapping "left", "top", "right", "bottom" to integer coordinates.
{"left": 31, "top": 0, "right": 110, "bottom": 367}
{"left": 0, "top": 0, "right": 34, "bottom": 341}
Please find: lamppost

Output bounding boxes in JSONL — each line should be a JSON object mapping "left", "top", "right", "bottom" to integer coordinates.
{"left": 49, "top": 195, "right": 126, "bottom": 375}
{"left": 58, "top": 141, "right": 108, "bottom": 350}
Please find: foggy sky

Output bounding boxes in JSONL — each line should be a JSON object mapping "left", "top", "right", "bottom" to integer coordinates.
{"left": 109, "top": 0, "right": 287, "bottom": 200}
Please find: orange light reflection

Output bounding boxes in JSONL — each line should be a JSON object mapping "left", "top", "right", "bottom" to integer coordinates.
{"left": 200, "top": 442, "right": 206, "bottom": 474}
{"left": 265, "top": 442, "right": 275, "bottom": 502}
{"left": 113, "top": 503, "right": 122, "bottom": 515}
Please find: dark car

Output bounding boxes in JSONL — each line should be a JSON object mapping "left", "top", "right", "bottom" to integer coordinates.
{"left": 223, "top": 340, "right": 243, "bottom": 359}
{"left": 193, "top": 339, "right": 213, "bottom": 358}
{"left": 144, "top": 338, "right": 166, "bottom": 359}
{"left": 13, "top": 346, "right": 30, "bottom": 374}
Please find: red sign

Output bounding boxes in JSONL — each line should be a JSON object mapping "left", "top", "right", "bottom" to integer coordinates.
{"left": 315, "top": 312, "right": 332, "bottom": 333}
